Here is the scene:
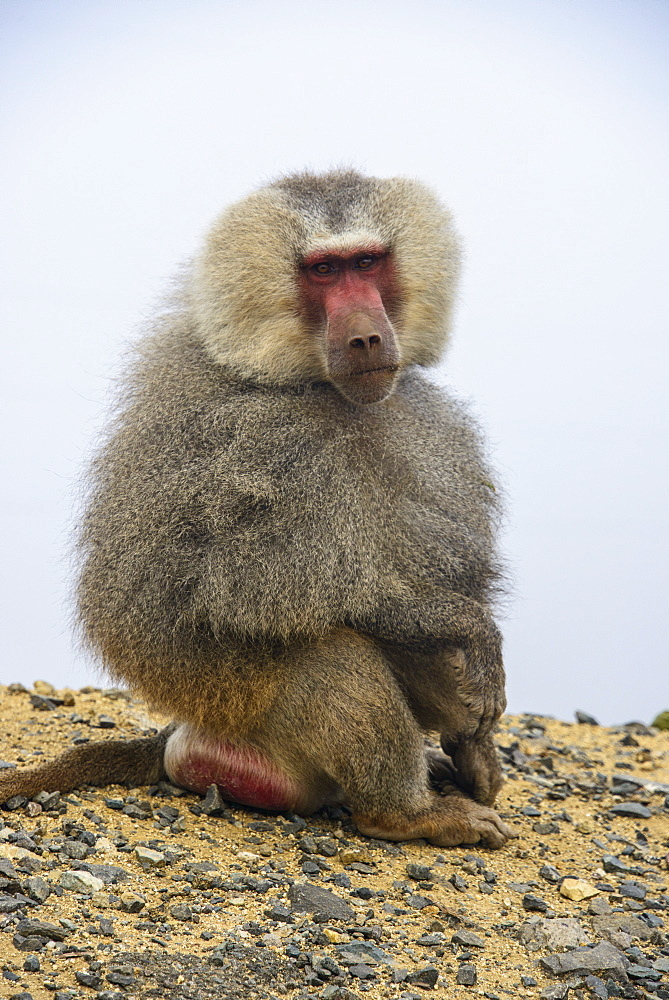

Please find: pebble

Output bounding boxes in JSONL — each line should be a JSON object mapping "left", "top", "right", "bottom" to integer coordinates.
{"left": 288, "top": 882, "right": 354, "bottom": 921}
{"left": 522, "top": 893, "right": 548, "bottom": 912}
{"left": 59, "top": 869, "right": 104, "bottom": 893}
{"left": 452, "top": 929, "right": 486, "bottom": 949}
{"left": 405, "top": 967, "right": 439, "bottom": 988}
{"left": 134, "top": 846, "right": 166, "bottom": 867}
{"left": 540, "top": 941, "right": 629, "bottom": 979}
{"left": 456, "top": 963, "right": 477, "bottom": 985}
{"left": 609, "top": 801, "right": 652, "bottom": 819}
{"left": 559, "top": 878, "right": 599, "bottom": 901}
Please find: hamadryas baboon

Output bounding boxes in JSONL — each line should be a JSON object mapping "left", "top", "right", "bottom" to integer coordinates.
{"left": 1, "top": 170, "right": 513, "bottom": 847}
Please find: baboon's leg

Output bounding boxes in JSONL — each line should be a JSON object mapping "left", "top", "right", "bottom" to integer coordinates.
{"left": 383, "top": 645, "right": 505, "bottom": 807}
{"left": 251, "top": 630, "right": 512, "bottom": 847}
{"left": 0, "top": 726, "right": 174, "bottom": 803}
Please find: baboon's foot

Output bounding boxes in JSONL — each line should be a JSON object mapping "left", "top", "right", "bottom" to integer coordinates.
{"left": 354, "top": 794, "right": 516, "bottom": 849}
{"left": 425, "top": 745, "right": 458, "bottom": 790}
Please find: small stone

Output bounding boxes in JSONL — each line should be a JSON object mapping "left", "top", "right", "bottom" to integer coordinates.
{"left": 575, "top": 711, "right": 599, "bottom": 725}
{"left": 619, "top": 881, "right": 647, "bottom": 900}
{"left": 406, "top": 864, "right": 432, "bottom": 881}
{"left": 406, "top": 893, "right": 434, "bottom": 909}
{"left": 583, "top": 976, "right": 608, "bottom": 1000}
{"left": 405, "top": 966, "right": 439, "bottom": 988}
{"left": 451, "top": 930, "right": 485, "bottom": 949}
{"left": 609, "top": 802, "right": 652, "bottom": 819}
{"left": 170, "top": 903, "right": 193, "bottom": 921}
{"left": 540, "top": 941, "right": 629, "bottom": 979}
{"left": 540, "top": 986, "right": 568, "bottom": 1000}
{"left": 16, "top": 919, "right": 69, "bottom": 942}
{"left": 589, "top": 897, "right": 612, "bottom": 916}
{"left": 521, "top": 975, "right": 537, "bottom": 987}
{"left": 60, "top": 870, "right": 104, "bottom": 893}
{"left": 119, "top": 892, "right": 145, "bottom": 913}
{"left": 456, "top": 964, "right": 477, "bottom": 985}
{"left": 591, "top": 913, "right": 653, "bottom": 942}
{"left": 523, "top": 893, "right": 548, "bottom": 912}
{"left": 29, "top": 694, "right": 56, "bottom": 711}
{"left": 200, "top": 784, "right": 226, "bottom": 815}
{"left": 134, "top": 846, "right": 166, "bottom": 867}
{"left": 348, "top": 963, "right": 375, "bottom": 980}
{"left": 336, "top": 942, "right": 395, "bottom": 966}
{"left": 559, "top": 878, "right": 599, "bottom": 901}
{"left": 539, "top": 864, "right": 561, "bottom": 884}
{"left": 23, "top": 955, "right": 40, "bottom": 972}
{"left": 23, "top": 876, "right": 51, "bottom": 903}
{"left": 288, "top": 882, "right": 354, "bottom": 921}
{"left": 96, "top": 715, "right": 116, "bottom": 728}
{"left": 75, "top": 970, "right": 102, "bottom": 988}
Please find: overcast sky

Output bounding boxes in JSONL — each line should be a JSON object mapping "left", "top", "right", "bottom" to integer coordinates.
{"left": 1, "top": 0, "right": 667, "bottom": 725}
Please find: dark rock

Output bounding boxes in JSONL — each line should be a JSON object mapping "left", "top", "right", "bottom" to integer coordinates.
{"left": 575, "top": 711, "right": 599, "bottom": 725}
{"left": 317, "top": 839, "right": 339, "bottom": 857}
{"left": 540, "top": 942, "right": 629, "bottom": 980}
{"left": 170, "top": 903, "right": 193, "bottom": 921}
{"left": 75, "top": 970, "right": 102, "bottom": 988}
{"left": 106, "top": 972, "right": 137, "bottom": 986}
{"left": 336, "top": 942, "right": 394, "bottom": 966}
{"left": 609, "top": 802, "right": 652, "bottom": 819}
{"left": 288, "top": 882, "right": 354, "bottom": 921}
{"left": 451, "top": 930, "right": 485, "bottom": 949}
{"left": 22, "top": 955, "right": 40, "bottom": 972}
{"left": 627, "top": 963, "right": 661, "bottom": 981}
{"left": 456, "top": 964, "right": 477, "bottom": 986}
{"left": 539, "top": 864, "right": 562, "bottom": 884}
{"left": 16, "top": 919, "right": 68, "bottom": 942}
{"left": 540, "top": 986, "right": 569, "bottom": 999}
{"left": 5, "top": 795, "right": 28, "bottom": 810}
{"left": 348, "top": 963, "right": 375, "bottom": 979}
{"left": 602, "top": 855, "right": 629, "bottom": 874}
{"left": 583, "top": 975, "right": 608, "bottom": 999}
{"left": 521, "top": 975, "right": 537, "bottom": 987}
{"left": 200, "top": 784, "right": 226, "bottom": 815}
{"left": 591, "top": 914, "right": 653, "bottom": 942}
{"left": 96, "top": 715, "right": 116, "bottom": 728}
{"left": 23, "top": 876, "right": 50, "bottom": 903}
{"left": 29, "top": 694, "right": 57, "bottom": 711}
{"left": 61, "top": 840, "right": 89, "bottom": 860}
{"left": 104, "top": 798, "right": 124, "bottom": 810}
{"left": 405, "top": 966, "right": 439, "bottom": 988}
{"left": 264, "top": 903, "right": 293, "bottom": 922}
{"left": 619, "top": 882, "right": 646, "bottom": 900}
{"left": 406, "top": 893, "right": 434, "bottom": 909}
{"left": 406, "top": 864, "right": 432, "bottom": 881}
{"left": 523, "top": 893, "right": 548, "bottom": 912}
{"left": 76, "top": 863, "right": 128, "bottom": 884}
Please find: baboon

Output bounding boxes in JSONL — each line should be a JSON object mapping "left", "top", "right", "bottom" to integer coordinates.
{"left": 1, "top": 170, "right": 514, "bottom": 847}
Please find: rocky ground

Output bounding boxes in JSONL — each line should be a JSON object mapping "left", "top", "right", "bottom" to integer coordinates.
{"left": 0, "top": 683, "right": 668, "bottom": 1000}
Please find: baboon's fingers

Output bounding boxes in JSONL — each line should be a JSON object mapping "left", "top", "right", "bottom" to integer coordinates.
{"left": 446, "top": 734, "right": 504, "bottom": 807}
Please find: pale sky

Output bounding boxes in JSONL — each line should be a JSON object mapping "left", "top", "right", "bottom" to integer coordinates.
{"left": 1, "top": 0, "right": 668, "bottom": 725}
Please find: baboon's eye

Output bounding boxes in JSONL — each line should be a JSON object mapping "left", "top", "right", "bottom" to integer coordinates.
{"left": 311, "top": 262, "right": 335, "bottom": 275}
{"left": 355, "top": 256, "right": 375, "bottom": 270}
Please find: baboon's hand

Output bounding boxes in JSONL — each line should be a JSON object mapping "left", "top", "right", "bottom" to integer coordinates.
{"left": 446, "top": 636, "right": 506, "bottom": 741}
{"left": 448, "top": 734, "right": 504, "bottom": 806}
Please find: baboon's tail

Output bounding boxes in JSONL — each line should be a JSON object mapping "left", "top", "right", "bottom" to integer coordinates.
{"left": 0, "top": 724, "right": 176, "bottom": 803}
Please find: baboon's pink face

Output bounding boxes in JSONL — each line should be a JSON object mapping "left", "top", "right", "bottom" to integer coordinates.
{"left": 300, "top": 248, "right": 401, "bottom": 405}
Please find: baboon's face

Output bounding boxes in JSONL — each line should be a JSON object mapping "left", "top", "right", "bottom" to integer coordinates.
{"left": 299, "top": 248, "right": 401, "bottom": 405}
